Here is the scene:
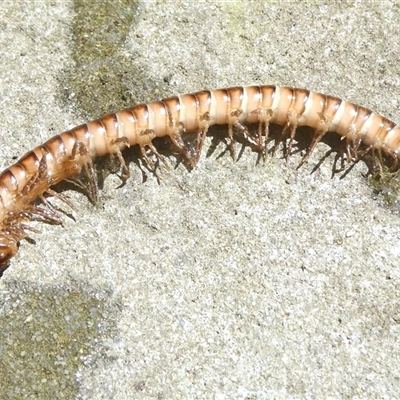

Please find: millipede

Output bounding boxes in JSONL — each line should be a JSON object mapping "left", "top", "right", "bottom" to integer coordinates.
{"left": 0, "top": 84, "right": 399, "bottom": 276}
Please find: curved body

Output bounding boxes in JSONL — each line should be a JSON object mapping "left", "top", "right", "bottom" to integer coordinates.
{"left": 0, "top": 85, "right": 398, "bottom": 274}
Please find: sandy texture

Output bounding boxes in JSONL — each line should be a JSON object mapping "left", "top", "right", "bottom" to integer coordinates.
{"left": 1, "top": 1, "right": 400, "bottom": 399}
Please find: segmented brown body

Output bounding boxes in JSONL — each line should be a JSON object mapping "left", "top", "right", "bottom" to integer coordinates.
{"left": 0, "top": 85, "right": 399, "bottom": 275}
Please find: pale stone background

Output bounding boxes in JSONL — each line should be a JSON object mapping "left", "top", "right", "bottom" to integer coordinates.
{"left": 0, "top": 1, "right": 400, "bottom": 399}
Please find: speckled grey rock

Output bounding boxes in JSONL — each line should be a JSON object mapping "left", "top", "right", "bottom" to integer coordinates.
{"left": 0, "top": 1, "right": 400, "bottom": 399}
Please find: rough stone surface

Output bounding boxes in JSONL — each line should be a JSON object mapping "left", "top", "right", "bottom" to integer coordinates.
{"left": 1, "top": 1, "right": 400, "bottom": 399}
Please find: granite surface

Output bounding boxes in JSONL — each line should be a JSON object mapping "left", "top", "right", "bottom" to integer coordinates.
{"left": 0, "top": 1, "right": 400, "bottom": 399}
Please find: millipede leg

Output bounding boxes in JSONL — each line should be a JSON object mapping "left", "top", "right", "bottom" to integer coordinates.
{"left": 70, "top": 141, "right": 99, "bottom": 204}
{"left": 110, "top": 137, "right": 131, "bottom": 184}
{"left": 45, "top": 188, "right": 77, "bottom": 211}
{"left": 227, "top": 123, "right": 236, "bottom": 161}
{"left": 298, "top": 128, "right": 328, "bottom": 168}
{"left": 194, "top": 129, "right": 208, "bottom": 164}
{"left": 147, "top": 142, "right": 170, "bottom": 170}
{"left": 170, "top": 134, "right": 194, "bottom": 166}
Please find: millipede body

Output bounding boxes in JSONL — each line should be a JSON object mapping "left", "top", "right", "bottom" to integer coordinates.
{"left": 0, "top": 85, "right": 399, "bottom": 275}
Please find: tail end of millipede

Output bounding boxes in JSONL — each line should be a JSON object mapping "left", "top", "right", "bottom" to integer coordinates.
{"left": 0, "top": 241, "right": 18, "bottom": 278}
{"left": 0, "top": 260, "right": 10, "bottom": 278}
